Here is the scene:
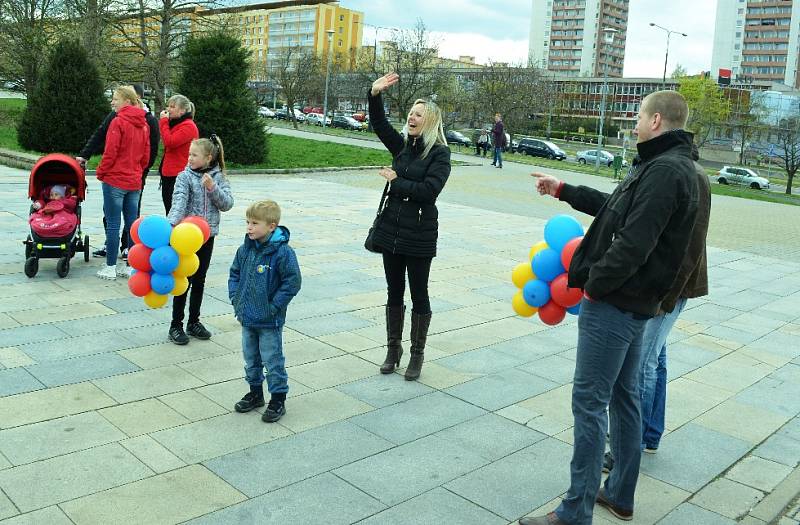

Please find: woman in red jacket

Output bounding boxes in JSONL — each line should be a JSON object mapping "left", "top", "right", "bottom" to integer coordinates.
{"left": 96, "top": 85, "right": 150, "bottom": 280}
{"left": 159, "top": 94, "right": 199, "bottom": 213}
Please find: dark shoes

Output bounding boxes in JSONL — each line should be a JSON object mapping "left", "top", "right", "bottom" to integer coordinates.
{"left": 596, "top": 488, "right": 633, "bottom": 521}
{"left": 187, "top": 321, "right": 211, "bottom": 340}
{"left": 234, "top": 391, "right": 265, "bottom": 412}
{"left": 603, "top": 451, "right": 614, "bottom": 473}
{"left": 168, "top": 324, "right": 189, "bottom": 345}
{"left": 519, "top": 512, "right": 567, "bottom": 525}
{"left": 380, "top": 305, "right": 405, "bottom": 374}
{"left": 404, "top": 312, "right": 431, "bottom": 381}
{"left": 92, "top": 248, "right": 107, "bottom": 258}
{"left": 262, "top": 399, "right": 286, "bottom": 422}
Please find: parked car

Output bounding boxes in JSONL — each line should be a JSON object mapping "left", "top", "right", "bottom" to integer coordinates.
{"left": 302, "top": 106, "right": 323, "bottom": 114}
{"left": 350, "top": 112, "right": 367, "bottom": 122}
{"left": 716, "top": 166, "right": 770, "bottom": 189}
{"left": 275, "top": 108, "right": 305, "bottom": 122}
{"left": 445, "top": 130, "right": 472, "bottom": 147}
{"left": 330, "top": 115, "right": 363, "bottom": 131}
{"left": 576, "top": 149, "right": 626, "bottom": 167}
{"left": 258, "top": 106, "right": 275, "bottom": 118}
{"left": 516, "top": 138, "right": 566, "bottom": 160}
{"left": 306, "top": 112, "right": 331, "bottom": 126}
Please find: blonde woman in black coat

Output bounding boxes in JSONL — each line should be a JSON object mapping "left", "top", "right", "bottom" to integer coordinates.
{"left": 368, "top": 72, "right": 451, "bottom": 381}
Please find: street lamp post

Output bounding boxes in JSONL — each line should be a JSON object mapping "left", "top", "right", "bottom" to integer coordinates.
{"left": 649, "top": 22, "right": 687, "bottom": 87}
{"left": 322, "top": 29, "right": 335, "bottom": 129}
{"left": 595, "top": 27, "right": 618, "bottom": 173}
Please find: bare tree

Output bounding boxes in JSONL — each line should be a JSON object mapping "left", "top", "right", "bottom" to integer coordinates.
{"left": 774, "top": 116, "right": 800, "bottom": 195}
{"left": 265, "top": 46, "right": 320, "bottom": 129}
{"left": 0, "top": 0, "right": 64, "bottom": 94}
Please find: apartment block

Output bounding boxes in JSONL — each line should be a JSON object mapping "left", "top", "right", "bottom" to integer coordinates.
{"left": 711, "top": 0, "right": 800, "bottom": 88}
{"left": 529, "top": 0, "right": 629, "bottom": 77}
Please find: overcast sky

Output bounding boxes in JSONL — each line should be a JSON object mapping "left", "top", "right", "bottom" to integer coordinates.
{"left": 341, "top": 0, "right": 717, "bottom": 77}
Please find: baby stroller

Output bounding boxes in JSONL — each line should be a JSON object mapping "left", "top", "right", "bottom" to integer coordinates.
{"left": 24, "top": 154, "right": 89, "bottom": 278}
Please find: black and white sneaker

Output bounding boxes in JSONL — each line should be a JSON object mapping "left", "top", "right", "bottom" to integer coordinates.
{"left": 92, "top": 247, "right": 107, "bottom": 258}
{"left": 186, "top": 321, "right": 211, "bottom": 340}
{"left": 262, "top": 400, "right": 286, "bottom": 422}
{"left": 168, "top": 325, "right": 189, "bottom": 345}
{"left": 234, "top": 391, "right": 265, "bottom": 413}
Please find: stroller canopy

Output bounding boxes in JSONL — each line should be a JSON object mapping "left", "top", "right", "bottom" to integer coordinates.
{"left": 28, "top": 154, "right": 86, "bottom": 201}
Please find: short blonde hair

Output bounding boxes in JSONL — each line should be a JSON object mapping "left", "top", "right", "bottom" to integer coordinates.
{"left": 167, "top": 94, "right": 195, "bottom": 116}
{"left": 246, "top": 200, "right": 281, "bottom": 225}
{"left": 114, "top": 85, "right": 140, "bottom": 108}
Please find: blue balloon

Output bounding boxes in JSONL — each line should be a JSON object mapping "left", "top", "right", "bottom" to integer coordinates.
{"left": 138, "top": 216, "right": 172, "bottom": 249}
{"left": 567, "top": 303, "right": 581, "bottom": 315}
{"left": 544, "top": 214, "right": 584, "bottom": 253}
{"left": 150, "top": 246, "right": 179, "bottom": 274}
{"left": 150, "top": 272, "right": 175, "bottom": 295}
{"left": 522, "top": 279, "right": 551, "bottom": 308}
{"left": 532, "top": 248, "right": 566, "bottom": 282}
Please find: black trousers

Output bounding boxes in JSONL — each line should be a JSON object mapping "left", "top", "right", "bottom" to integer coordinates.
{"left": 172, "top": 236, "right": 215, "bottom": 326}
{"left": 382, "top": 252, "right": 433, "bottom": 314}
{"left": 102, "top": 170, "right": 148, "bottom": 252}
{"left": 161, "top": 175, "right": 176, "bottom": 214}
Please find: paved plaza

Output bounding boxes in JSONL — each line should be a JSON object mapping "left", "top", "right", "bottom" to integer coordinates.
{"left": 0, "top": 153, "right": 799, "bottom": 524}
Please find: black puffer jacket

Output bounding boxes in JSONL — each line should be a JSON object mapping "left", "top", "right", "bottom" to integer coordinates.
{"left": 559, "top": 130, "right": 699, "bottom": 317}
{"left": 368, "top": 91, "right": 451, "bottom": 257}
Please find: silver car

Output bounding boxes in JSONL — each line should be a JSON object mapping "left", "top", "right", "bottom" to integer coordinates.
{"left": 716, "top": 166, "right": 770, "bottom": 190}
{"left": 576, "top": 149, "right": 627, "bottom": 168}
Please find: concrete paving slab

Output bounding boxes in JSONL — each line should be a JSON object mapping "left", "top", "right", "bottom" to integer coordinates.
{"left": 435, "top": 346, "right": 530, "bottom": 375}
{"left": 99, "top": 398, "right": 190, "bottom": 437}
{"left": 0, "top": 506, "right": 73, "bottom": 525}
{"left": 357, "top": 487, "right": 507, "bottom": 525}
{"left": 204, "top": 421, "right": 393, "bottom": 497}
{"left": 516, "top": 354, "right": 577, "bottom": 385}
{"left": 92, "top": 364, "right": 206, "bottom": 403}
{"left": 695, "top": 399, "right": 790, "bottom": 444}
{"left": 0, "top": 382, "right": 116, "bottom": 429}
{"left": 753, "top": 433, "right": 800, "bottom": 468}
{"left": 0, "top": 368, "right": 43, "bottom": 397}
{"left": 727, "top": 456, "right": 794, "bottom": 492}
{"left": 119, "top": 435, "right": 186, "bottom": 474}
{"left": 0, "top": 443, "right": 152, "bottom": 512}
{"left": 288, "top": 353, "right": 378, "bottom": 390}
{"left": 116, "top": 340, "right": 232, "bottom": 370}
{"left": 185, "top": 472, "right": 385, "bottom": 524}
{"left": 736, "top": 376, "right": 800, "bottom": 417}
{"left": 659, "top": 502, "right": 737, "bottom": 524}
{"left": 336, "top": 373, "right": 434, "bottom": 408}
{"left": 434, "top": 413, "right": 546, "bottom": 461}
{"left": 0, "top": 490, "right": 18, "bottom": 520}
{"left": 445, "top": 368, "right": 559, "bottom": 411}
{"left": 0, "top": 348, "right": 34, "bottom": 369}
{"left": 158, "top": 389, "right": 228, "bottom": 422}
{"left": 24, "top": 353, "right": 139, "bottom": 387}
{"left": 691, "top": 477, "right": 765, "bottom": 519}
{"left": 60, "top": 465, "right": 246, "bottom": 525}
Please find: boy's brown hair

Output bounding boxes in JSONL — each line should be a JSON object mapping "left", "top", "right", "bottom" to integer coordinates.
{"left": 246, "top": 200, "right": 281, "bottom": 224}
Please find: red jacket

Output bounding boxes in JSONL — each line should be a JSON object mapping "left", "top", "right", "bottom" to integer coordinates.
{"left": 96, "top": 105, "right": 149, "bottom": 191}
{"left": 159, "top": 115, "right": 199, "bottom": 177}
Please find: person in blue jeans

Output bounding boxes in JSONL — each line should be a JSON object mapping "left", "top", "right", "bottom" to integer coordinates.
{"left": 491, "top": 113, "right": 506, "bottom": 168}
{"left": 229, "top": 200, "right": 301, "bottom": 423}
{"left": 526, "top": 90, "right": 700, "bottom": 525}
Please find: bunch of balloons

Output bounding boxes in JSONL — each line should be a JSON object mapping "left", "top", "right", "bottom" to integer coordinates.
{"left": 511, "top": 214, "right": 585, "bottom": 325}
{"left": 126, "top": 215, "right": 211, "bottom": 308}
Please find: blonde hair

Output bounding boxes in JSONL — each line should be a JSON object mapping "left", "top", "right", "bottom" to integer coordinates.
{"left": 114, "top": 86, "right": 141, "bottom": 108}
{"left": 404, "top": 98, "right": 447, "bottom": 159}
{"left": 642, "top": 90, "right": 689, "bottom": 129}
{"left": 167, "top": 94, "right": 195, "bottom": 116}
{"left": 246, "top": 200, "right": 281, "bottom": 225}
{"left": 191, "top": 135, "right": 226, "bottom": 173}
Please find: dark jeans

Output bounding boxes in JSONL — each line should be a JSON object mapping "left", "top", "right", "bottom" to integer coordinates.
{"left": 493, "top": 146, "right": 503, "bottom": 166}
{"left": 382, "top": 252, "right": 433, "bottom": 314}
{"left": 555, "top": 298, "right": 648, "bottom": 525}
{"left": 101, "top": 183, "right": 139, "bottom": 266}
{"left": 161, "top": 175, "right": 176, "bottom": 214}
{"left": 101, "top": 170, "right": 148, "bottom": 251}
{"left": 172, "top": 236, "right": 215, "bottom": 326}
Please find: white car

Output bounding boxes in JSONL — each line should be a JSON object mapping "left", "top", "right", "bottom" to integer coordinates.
{"left": 258, "top": 106, "right": 275, "bottom": 118}
{"left": 716, "top": 166, "right": 770, "bottom": 190}
{"left": 305, "top": 113, "right": 331, "bottom": 126}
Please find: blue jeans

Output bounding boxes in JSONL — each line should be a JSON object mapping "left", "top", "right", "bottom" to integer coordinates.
{"left": 556, "top": 298, "right": 647, "bottom": 525}
{"left": 242, "top": 326, "right": 288, "bottom": 395}
{"left": 639, "top": 297, "right": 686, "bottom": 450}
{"left": 493, "top": 146, "right": 503, "bottom": 166}
{"left": 101, "top": 182, "right": 140, "bottom": 266}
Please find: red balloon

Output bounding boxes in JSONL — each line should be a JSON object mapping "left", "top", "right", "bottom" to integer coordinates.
{"left": 128, "top": 243, "right": 153, "bottom": 272}
{"left": 128, "top": 271, "right": 152, "bottom": 297}
{"left": 182, "top": 216, "right": 211, "bottom": 243}
{"left": 550, "top": 273, "right": 583, "bottom": 308}
{"left": 560, "top": 236, "right": 583, "bottom": 272}
{"left": 130, "top": 217, "right": 144, "bottom": 245}
{"left": 538, "top": 300, "right": 567, "bottom": 326}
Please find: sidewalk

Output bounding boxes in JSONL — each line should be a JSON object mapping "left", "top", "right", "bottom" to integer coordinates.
{"left": 0, "top": 163, "right": 799, "bottom": 524}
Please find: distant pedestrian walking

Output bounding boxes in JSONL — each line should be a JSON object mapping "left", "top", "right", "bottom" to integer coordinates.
{"left": 491, "top": 113, "right": 506, "bottom": 168}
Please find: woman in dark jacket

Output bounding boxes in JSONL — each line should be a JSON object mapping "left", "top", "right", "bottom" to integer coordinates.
{"left": 368, "top": 72, "right": 451, "bottom": 381}
{"left": 158, "top": 94, "right": 199, "bottom": 213}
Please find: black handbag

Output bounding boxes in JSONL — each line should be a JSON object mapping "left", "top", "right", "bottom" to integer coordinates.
{"left": 364, "top": 181, "right": 390, "bottom": 253}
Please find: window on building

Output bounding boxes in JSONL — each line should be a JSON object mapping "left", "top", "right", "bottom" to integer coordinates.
{"left": 338, "top": 39, "right": 342, "bottom": 47}
{"left": 339, "top": 14, "right": 344, "bottom": 21}
{"left": 339, "top": 27, "right": 343, "bottom": 34}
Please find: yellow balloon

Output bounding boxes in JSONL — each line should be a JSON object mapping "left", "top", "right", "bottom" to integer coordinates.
{"left": 170, "top": 223, "right": 204, "bottom": 255}
{"left": 170, "top": 276, "right": 189, "bottom": 296}
{"left": 511, "top": 262, "right": 535, "bottom": 288}
{"left": 174, "top": 254, "right": 200, "bottom": 278}
{"left": 512, "top": 291, "right": 538, "bottom": 317}
{"left": 143, "top": 291, "right": 169, "bottom": 309}
{"left": 529, "top": 240, "right": 549, "bottom": 262}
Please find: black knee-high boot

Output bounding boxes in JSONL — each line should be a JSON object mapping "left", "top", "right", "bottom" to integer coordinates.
{"left": 380, "top": 305, "right": 405, "bottom": 374}
{"left": 405, "top": 312, "right": 431, "bottom": 381}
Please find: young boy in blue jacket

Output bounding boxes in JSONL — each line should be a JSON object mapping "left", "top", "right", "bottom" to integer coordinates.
{"left": 229, "top": 200, "right": 301, "bottom": 422}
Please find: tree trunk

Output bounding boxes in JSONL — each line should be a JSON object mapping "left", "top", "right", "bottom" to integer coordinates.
{"left": 786, "top": 170, "right": 795, "bottom": 195}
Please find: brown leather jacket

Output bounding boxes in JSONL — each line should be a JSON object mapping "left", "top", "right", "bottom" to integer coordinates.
{"left": 660, "top": 157, "right": 710, "bottom": 313}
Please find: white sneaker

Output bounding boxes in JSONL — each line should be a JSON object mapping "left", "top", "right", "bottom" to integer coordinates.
{"left": 116, "top": 264, "right": 132, "bottom": 279}
{"left": 97, "top": 265, "right": 117, "bottom": 280}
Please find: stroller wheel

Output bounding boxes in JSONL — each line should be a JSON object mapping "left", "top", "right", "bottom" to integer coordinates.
{"left": 24, "top": 257, "right": 38, "bottom": 278}
{"left": 25, "top": 235, "right": 32, "bottom": 259}
{"left": 84, "top": 235, "right": 90, "bottom": 262}
{"left": 56, "top": 256, "right": 70, "bottom": 278}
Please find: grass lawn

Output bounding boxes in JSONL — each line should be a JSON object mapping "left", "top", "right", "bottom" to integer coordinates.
{"left": 228, "top": 134, "right": 392, "bottom": 169}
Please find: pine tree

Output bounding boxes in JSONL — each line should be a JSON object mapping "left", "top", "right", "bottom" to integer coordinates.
{"left": 176, "top": 33, "right": 266, "bottom": 165}
{"left": 17, "top": 40, "right": 109, "bottom": 154}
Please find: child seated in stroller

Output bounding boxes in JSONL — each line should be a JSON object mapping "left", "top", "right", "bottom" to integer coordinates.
{"left": 29, "top": 184, "right": 78, "bottom": 238}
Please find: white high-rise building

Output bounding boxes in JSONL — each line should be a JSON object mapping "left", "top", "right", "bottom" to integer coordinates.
{"left": 529, "top": 0, "right": 629, "bottom": 77}
{"left": 711, "top": 0, "right": 800, "bottom": 88}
